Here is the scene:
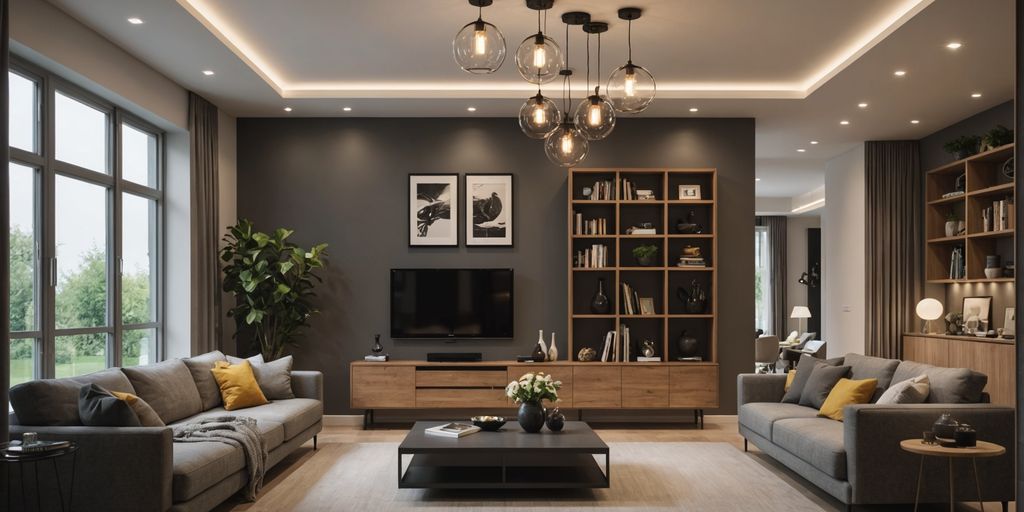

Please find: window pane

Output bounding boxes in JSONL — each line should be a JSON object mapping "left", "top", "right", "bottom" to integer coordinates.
{"left": 10, "top": 338, "right": 36, "bottom": 387}
{"left": 9, "top": 162, "right": 38, "bottom": 332}
{"left": 122, "top": 124, "right": 158, "bottom": 187}
{"left": 9, "top": 72, "right": 38, "bottom": 153}
{"left": 123, "top": 193, "right": 156, "bottom": 324}
{"left": 122, "top": 328, "right": 156, "bottom": 368}
{"left": 55, "top": 333, "right": 107, "bottom": 378}
{"left": 55, "top": 91, "right": 109, "bottom": 173}
{"left": 56, "top": 175, "right": 109, "bottom": 329}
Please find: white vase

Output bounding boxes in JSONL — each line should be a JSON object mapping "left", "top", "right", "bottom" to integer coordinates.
{"left": 547, "top": 333, "right": 558, "bottom": 361}
{"left": 945, "top": 221, "right": 957, "bottom": 237}
{"left": 536, "top": 330, "right": 548, "bottom": 360}
{"left": 985, "top": 267, "right": 1001, "bottom": 279}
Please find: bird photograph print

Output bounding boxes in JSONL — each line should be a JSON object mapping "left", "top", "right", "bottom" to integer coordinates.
{"left": 466, "top": 174, "right": 513, "bottom": 246}
{"left": 409, "top": 174, "right": 458, "bottom": 246}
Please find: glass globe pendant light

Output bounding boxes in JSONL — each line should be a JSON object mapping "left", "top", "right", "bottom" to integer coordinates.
{"left": 544, "top": 12, "right": 590, "bottom": 167}
{"left": 452, "top": 0, "right": 506, "bottom": 74}
{"left": 573, "top": 22, "right": 615, "bottom": 140}
{"left": 519, "top": 89, "right": 560, "bottom": 139}
{"left": 515, "top": 0, "right": 563, "bottom": 84}
{"left": 606, "top": 8, "right": 656, "bottom": 113}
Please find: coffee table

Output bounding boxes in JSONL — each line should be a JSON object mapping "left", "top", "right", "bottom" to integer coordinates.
{"left": 398, "top": 421, "right": 610, "bottom": 489}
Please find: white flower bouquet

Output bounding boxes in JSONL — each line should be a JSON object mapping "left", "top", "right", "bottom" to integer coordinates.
{"left": 505, "top": 372, "right": 561, "bottom": 404}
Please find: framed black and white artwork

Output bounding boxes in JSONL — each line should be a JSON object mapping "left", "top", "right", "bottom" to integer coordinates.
{"left": 409, "top": 174, "right": 458, "bottom": 247}
{"left": 465, "top": 174, "right": 513, "bottom": 246}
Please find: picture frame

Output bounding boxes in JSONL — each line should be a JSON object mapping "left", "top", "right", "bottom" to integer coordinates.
{"left": 639, "top": 297, "right": 656, "bottom": 316}
{"left": 961, "top": 296, "right": 993, "bottom": 334}
{"left": 409, "top": 174, "right": 458, "bottom": 247}
{"left": 678, "top": 184, "right": 702, "bottom": 200}
{"left": 465, "top": 174, "right": 513, "bottom": 246}
{"left": 1003, "top": 307, "right": 1015, "bottom": 337}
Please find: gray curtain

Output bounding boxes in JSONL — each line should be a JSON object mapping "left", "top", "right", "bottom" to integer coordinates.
{"left": 865, "top": 141, "right": 922, "bottom": 359}
{"left": 2, "top": 0, "right": 10, "bottom": 443}
{"left": 189, "top": 92, "right": 221, "bottom": 355}
{"left": 756, "top": 216, "right": 787, "bottom": 335}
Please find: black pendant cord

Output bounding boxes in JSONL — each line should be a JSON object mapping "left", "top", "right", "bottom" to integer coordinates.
{"left": 537, "top": 8, "right": 542, "bottom": 33}
{"left": 597, "top": 32, "right": 602, "bottom": 93}
{"left": 563, "top": 22, "right": 571, "bottom": 116}
{"left": 627, "top": 19, "right": 633, "bottom": 62}
{"left": 585, "top": 31, "right": 591, "bottom": 93}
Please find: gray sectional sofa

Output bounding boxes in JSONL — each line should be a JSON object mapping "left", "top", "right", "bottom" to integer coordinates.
{"left": 738, "top": 353, "right": 1014, "bottom": 511}
{"left": 7, "top": 352, "right": 324, "bottom": 512}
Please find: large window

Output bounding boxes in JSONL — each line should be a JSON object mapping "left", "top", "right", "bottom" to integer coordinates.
{"left": 8, "top": 61, "right": 163, "bottom": 386}
{"left": 754, "top": 226, "right": 773, "bottom": 335}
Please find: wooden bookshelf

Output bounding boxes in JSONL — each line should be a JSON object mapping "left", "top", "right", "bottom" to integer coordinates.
{"left": 925, "top": 144, "right": 1014, "bottom": 283}
{"left": 568, "top": 168, "right": 718, "bottom": 367}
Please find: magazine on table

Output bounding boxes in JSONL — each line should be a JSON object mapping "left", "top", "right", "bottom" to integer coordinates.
{"left": 5, "top": 440, "right": 71, "bottom": 455}
{"left": 425, "top": 423, "right": 481, "bottom": 438}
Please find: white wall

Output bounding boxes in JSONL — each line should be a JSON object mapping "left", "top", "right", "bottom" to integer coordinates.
{"left": 786, "top": 215, "right": 821, "bottom": 333}
{"left": 822, "top": 144, "right": 866, "bottom": 357}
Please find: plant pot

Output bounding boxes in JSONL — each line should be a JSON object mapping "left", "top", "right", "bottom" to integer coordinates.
{"left": 944, "top": 221, "right": 958, "bottom": 238}
{"left": 985, "top": 268, "right": 1001, "bottom": 279}
{"left": 635, "top": 254, "right": 656, "bottom": 267}
{"left": 518, "top": 401, "right": 545, "bottom": 433}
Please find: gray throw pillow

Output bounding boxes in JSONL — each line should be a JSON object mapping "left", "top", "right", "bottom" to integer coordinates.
{"left": 122, "top": 359, "right": 204, "bottom": 424}
{"left": 78, "top": 384, "right": 141, "bottom": 427}
{"left": 892, "top": 360, "right": 987, "bottom": 404}
{"left": 9, "top": 368, "right": 136, "bottom": 426}
{"left": 183, "top": 350, "right": 227, "bottom": 410}
{"left": 876, "top": 374, "right": 930, "bottom": 405}
{"left": 781, "top": 354, "right": 835, "bottom": 403}
{"left": 227, "top": 354, "right": 295, "bottom": 400}
{"left": 799, "top": 365, "right": 852, "bottom": 409}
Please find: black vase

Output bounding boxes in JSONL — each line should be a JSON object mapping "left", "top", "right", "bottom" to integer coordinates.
{"left": 518, "top": 401, "right": 545, "bottom": 433}
{"left": 371, "top": 334, "right": 383, "bottom": 354}
{"left": 546, "top": 407, "right": 566, "bottom": 432}
{"left": 590, "top": 278, "right": 610, "bottom": 314}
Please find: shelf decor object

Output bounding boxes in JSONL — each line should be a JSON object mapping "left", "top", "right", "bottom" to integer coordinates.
{"left": 452, "top": 0, "right": 506, "bottom": 74}
{"left": 606, "top": 8, "right": 656, "bottom": 113}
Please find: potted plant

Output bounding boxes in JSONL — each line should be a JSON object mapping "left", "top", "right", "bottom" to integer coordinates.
{"left": 943, "top": 135, "right": 982, "bottom": 160}
{"left": 981, "top": 125, "right": 1013, "bottom": 152}
{"left": 220, "top": 219, "right": 329, "bottom": 361}
{"left": 506, "top": 372, "right": 560, "bottom": 433}
{"left": 945, "top": 211, "right": 960, "bottom": 238}
{"left": 632, "top": 244, "right": 659, "bottom": 267}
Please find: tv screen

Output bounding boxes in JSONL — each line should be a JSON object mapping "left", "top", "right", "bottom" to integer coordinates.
{"left": 390, "top": 269, "right": 514, "bottom": 339}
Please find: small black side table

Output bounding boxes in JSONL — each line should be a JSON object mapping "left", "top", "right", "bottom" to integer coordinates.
{"left": 1, "top": 442, "right": 78, "bottom": 512}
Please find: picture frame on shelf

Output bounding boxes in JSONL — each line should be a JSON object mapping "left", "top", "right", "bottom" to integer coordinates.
{"left": 1003, "top": 307, "right": 1015, "bottom": 337}
{"left": 465, "top": 174, "right": 513, "bottom": 246}
{"left": 961, "top": 296, "right": 993, "bottom": 334}
{"left": 678, "top": 184, "right": 702, "bottom": 200}
{"left": 639, "top": 297, "right": 656, "bottom": 316}
{"left": 409, "top": 174, "right": 458, "bottom": 247}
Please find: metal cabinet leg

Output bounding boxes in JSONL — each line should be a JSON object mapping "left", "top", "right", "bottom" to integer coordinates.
{"left": 313, "top": 435, "right": 318, "bottom": 451}
{"left": 743, "top": 439, "right": 748, "bottom": 452}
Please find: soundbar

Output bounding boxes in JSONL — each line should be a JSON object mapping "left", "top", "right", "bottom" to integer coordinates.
{"left": 427, "top": 352, "right": 483, "bottom": 363}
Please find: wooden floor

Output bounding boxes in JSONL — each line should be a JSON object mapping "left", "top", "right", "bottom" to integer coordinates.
{"left": 218, "top": 416, "right": 1011, "bottom": 512}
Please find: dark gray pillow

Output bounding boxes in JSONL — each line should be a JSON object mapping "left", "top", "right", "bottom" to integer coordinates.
{"left": 9, "top": 368, "right": 136, "bottom": 426}
{"left": 781, "top": 354, "right": 834, "bottom": 403}
{"left": 799, "top": 365, "right": 852, "bottom": 409}
{"left": 122, "top": 359, "right": 204, "bottom": 423}
{"left": 227, "top": 354, "right": 295, "bottom": 400}
{"left": 78, "top": 384, "right": 141, "bottom": 427}
{"left": 183, "top": 350, "right": 227, "bottom": 410}
{"left": 892, "top": 360, "right": 987, "bottom": 403}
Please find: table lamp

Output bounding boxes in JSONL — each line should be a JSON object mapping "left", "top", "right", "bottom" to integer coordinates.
{"left": 915, "top": 298, "right": 943, "bottom": 334}
{"left": 791, "top": 306, "right": 812, "bottom": 335}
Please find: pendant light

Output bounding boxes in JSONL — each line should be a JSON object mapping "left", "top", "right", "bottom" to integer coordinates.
{"left": 515, "top": 0, "right": 563, "bottom": 84}
{"left": 545, "top": 12, "right": 590, "bottom": 167}
{"left": 519, "top": 89, "right": 560, "bottom": 139}
{"left": 606, "top": 7, "right": 656, "bottom": 113}
{"left": 574, "top": 22, "right": 615, "bottom": 140}
{"left": 453, "top": 0, "right": 506, "bottom": 74}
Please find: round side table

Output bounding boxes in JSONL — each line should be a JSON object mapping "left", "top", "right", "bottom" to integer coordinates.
{"left": 899, "top": 438, "right": 1005, "bottom": 512}
{"left": 0, "top": 442, "right": 79, "bottom": 512}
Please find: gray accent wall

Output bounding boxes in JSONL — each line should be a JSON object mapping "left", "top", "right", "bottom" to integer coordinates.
{"left": 237, "top": 117, "right": 755, "bottom": 415}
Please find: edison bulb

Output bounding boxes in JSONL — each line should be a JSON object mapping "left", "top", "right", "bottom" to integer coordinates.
{"left": 453, "top": 19, "right": 505, "bottom": 74}
{"left": 560, "top": 131, "right": 574, "bottom": 154}
{"left": 515, "top": 33, "right": 563, "bottom": 84}
{"left": 607, "top": 62, "right": 656, "bottom": 113}
{"left": 474, "top": 27, "right": 488, "bottom": 55}
{"left": 587, "top": 103, "right": 602, "bottom": 125}
{"left": 533, "top": 42, "right": 547, "bottom": 68}
{"left": 533, "top": 105, "right": 547, "bottom": 125}
{"left": 624, "top": 70, "right": 637, "bottom": 97}
{"left": 518, "top": 92, "right": 559, "bottom": 139}
{"left": 573, "top": 94, "right": 616, "bottom": 140}
{"left": 544, "top": 119, "right": 588, "bottom": 167}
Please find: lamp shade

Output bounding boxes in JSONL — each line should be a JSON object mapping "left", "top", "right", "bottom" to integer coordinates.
{"left": 915, "top": 298, "right": 944, "bottom": 321}
{"left": 790, "top": 306, "right": 812, "bottom": 319}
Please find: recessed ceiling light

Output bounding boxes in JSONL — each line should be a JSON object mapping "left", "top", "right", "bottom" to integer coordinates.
{"left": 283, "top": 107, "right": 293, "bottom": 112}
{"left": 202, "top": 70, "right": 215, "bottom": 76}
{"left": 840, "top": 120, "right": 850, "bottom": 125}
{"left": 810, "top": 140, "right": 820, "bottom": 145}
{"left": 910, "top": 119, "right": 920, "bottom": 124}
{"left": 689, "top": 107, "right": 699, "bottom": 112}
{"left": 946, "top": 41, "right": 962, "bottom": 50}
{"left": 467, "top": 107, "right": 477, "bottom": 112}
{"left": 971, "top": 92, "right": 982, "bottom": 98}
{"left": 858, "top": 102, "right": 868, "bottom": 108}
{"left": 127, "top": 17, "right": 144, "bottom": 25}
{"left": 342, "top": 107, "right": 352, "bottom": 112}
{"left": 755, "top": 178, "right": 761, "bottom": 182}
{"left": 894, "top": 70, "right": 907, "bottom": 77}
{"left": 797, "top": 148, "right": 807, "bottom": 153}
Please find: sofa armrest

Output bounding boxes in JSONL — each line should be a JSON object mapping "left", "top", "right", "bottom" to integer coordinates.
{"left": 844, "top": 403, "right": 1015, "bottom": 505}
{"left": 9, "top": 425, "right": 172, "bottom": 512}
{"left": 291, "top": 370, "right": 323, "bottom": 401}
{"left": 736, "top": 373, "right": 786, "bottom": 405}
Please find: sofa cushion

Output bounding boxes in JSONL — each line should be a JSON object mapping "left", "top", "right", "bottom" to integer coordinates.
{"left": 773, "top": 417, "right": 848, "bottom": 479}
{"left": 211, "top": 360, "right": 269, "bottom": 411}
{"left": 799, "top": 365, "right": 851, "bottom": 409}
{"left": 226, "top": 398, "right": 323, "bottom": 440}
{"left": 111, "top": 391, "right": 166, "bottom": 427}
{"left": 782, "top": 354, "right": 837, "bottom": 403}
{"left": 10, "top": 368, "right": 136, "bottom": 426}
{"left": 876, "top": 374, "right": 930, "bottom": 405}
{"left": 78, "top": 384, "right": 141, "bottom": 427}
{"left": 892, "top": 361, "right": 987, "bottom": 403}
{"left": 182, "top": 350, "right": 227, "bottom": 410}
{"left": 843, "top": 353, "right": 899, "bottom": 399}
{"left": 122, "top": 359, "right": 204, "bottom": 424}
{"left": 172, "top": 409, "right": 285, "bottom": 451}
{"left": 229, "top": 354, "right": 295, "bottom": 400}
{"left": 171, "top": 439, "right": 245, "bottom": 502}
{"left": 817, "top": 378, "right": 877, "bottom": 421}
{"left": 738, "top": 402, "right": 819, "bottom": 441}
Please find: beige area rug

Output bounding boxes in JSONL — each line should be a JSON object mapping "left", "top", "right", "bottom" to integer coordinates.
{"left": 235, "top": 442, "right": 828, "bottom": 511}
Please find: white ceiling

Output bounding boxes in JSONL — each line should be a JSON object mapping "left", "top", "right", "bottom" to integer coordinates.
{"left": 44, "top": 0, "right": 1014, "bottom": 199}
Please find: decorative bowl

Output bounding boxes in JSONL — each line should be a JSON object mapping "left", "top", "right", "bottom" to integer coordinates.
{"left": 471, "top": 416, "right": 506, "bottom": 432}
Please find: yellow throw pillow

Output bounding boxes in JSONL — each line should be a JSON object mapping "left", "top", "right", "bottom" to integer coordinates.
{"left": 111, "top": 391, "right": 165, "bottom": 427}
{"left": 818, "top": 378, "right": 878, "bottom": 421}
{"left": 784, "top": 370, "right": 796, "bottom": 391}
{"left": 211, "top": 360, "right": 269, "bottom": 411}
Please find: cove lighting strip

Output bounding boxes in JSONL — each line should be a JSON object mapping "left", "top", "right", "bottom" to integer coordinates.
{"left": 791, "top": 198, "right": 826, "bottom": 214}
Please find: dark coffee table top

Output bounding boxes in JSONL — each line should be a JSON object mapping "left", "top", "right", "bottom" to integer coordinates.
{"left": 400, "top": 421, "right": 608, "bottom": 454}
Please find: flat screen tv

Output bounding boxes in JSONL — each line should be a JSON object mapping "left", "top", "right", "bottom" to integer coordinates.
{"left": 390, "top": 268, "right": 514, "bottom": 339}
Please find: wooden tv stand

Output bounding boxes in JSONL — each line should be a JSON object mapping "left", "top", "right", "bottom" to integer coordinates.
{"left": 350, "top": 360, "right": 719, "bottom": 428}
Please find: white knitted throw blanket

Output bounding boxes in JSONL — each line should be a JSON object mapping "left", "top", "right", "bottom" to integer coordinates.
{"left": 172, "top": 416, "right": 268, "bottom": 500}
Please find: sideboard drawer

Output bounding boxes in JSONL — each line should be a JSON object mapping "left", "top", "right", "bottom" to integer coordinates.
{"left": 622, "top": 366, "right": 670, "bottom": 408}
{"left": 416, "top": 370, "right": 508, "bottom": 388}
{"left": 669, "top": 365, "right": 719, "bottom": 408}
{"left": 351, "top": 366, "right": 415, "bottom": 408}
{"left": 416, "top": 388, "right": 508, "bottom": 408}
{"left": 573, "top": 366, "right": 621, "bottom": 408}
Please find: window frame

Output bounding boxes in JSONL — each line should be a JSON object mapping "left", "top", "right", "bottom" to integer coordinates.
{"left": 8, "top": 57, "right": 165, "bottom": 380}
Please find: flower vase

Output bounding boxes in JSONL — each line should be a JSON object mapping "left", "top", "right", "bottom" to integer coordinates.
{"left": 518, "top": 401, "right": 545, "bottom": 433}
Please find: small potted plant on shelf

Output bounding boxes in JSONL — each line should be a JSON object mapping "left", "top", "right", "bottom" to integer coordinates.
{"left": 943, "top": 135, "right": 982, "bottom": 160}
{"left": 980, "top": 125, "right": 1014, "bottom": 152}
{"left": 945, "top": 211, "right": 960, "bottom": 238}
{"left": 506, "top": 373, "right": 561, "bottom": 433}
{"left": 632, "top": 244, "right": 659, "bottom": 267}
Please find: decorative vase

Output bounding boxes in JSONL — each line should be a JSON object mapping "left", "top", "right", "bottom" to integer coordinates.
{"left": 932, "top": 412, "right": 959, "bottom": 440}
{"left": 371, "top": 334, "right": 383, "bottom": 354}
{"left": 635, "top": 253, "right": 656, "bottom": 267}
{"left": 676, "top": 209, "right": 702, "bottom": 234}
{"left": 545, "top": 407, "right": 566, "bottom": 432}
{"left": 518, "top": 401, "right": 545, "bottom": 433}
{"left": 532, "top": 330, "right": 548, "bottom": 362}
{"left": 944, "top": 221, "right": 957, "bottom": 238}
{"left": 677, "top": 330, "right": 700, "bottom": 359}
{"left": 547, "top": 333, "right": 559, "bottom": 361}
{"left": 677, "top": 280, "right": 708, "bottom": 314}
{"left": 590, "top": 279, "right": 610, "bottom": 314}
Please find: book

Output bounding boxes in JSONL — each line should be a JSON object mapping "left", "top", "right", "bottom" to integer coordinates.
{"left": 425, "top": 423, "right": 481, "bottom": 438}
{"left": 600, "top": 331, "right": 613, "bottom": 362}
{"left": 5, "top": 440, "right": 71, "bottom": 454}
{"left": 637, "top": 356, "right": 661, "bottom": 362}
{"left": 364, "top": 354, "right": 389, "bottom": 362}
{"left": 630, "top": 228, "right": 657, "bottom": 235}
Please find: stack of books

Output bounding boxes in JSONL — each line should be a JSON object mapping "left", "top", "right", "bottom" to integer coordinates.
{"left": 4, "top": 440, "right": 71, "bottom": 456}
{"left": 677, "top": 256, "right": 707, "bottom": 267}
{"left": 575, "top": 244, "right": 609, "bottom": 268}
{"left": 425, "top": 423, "right": 480, "bottom": 438}
{"left": 600, "top": 329, "right": 620, "bottom": 362}
{"left": 574, "top": 212, "right": 608, "bottom": 235}
{"left": 364, "top": 354, "right": 389, "bottom": 362}
{"left": 949, "top": 246, "right": 966, "bottom": 279}
{"left": 981, "top": 197, "right": 1014, "bottom": 232}
{"left": 635, "top": 189, "right": 656, "bottom": 201}
{"left": 589, "top": 180, "right": 616, "bottom": 200}
{"left": 620, "top": 282, "right": 641, "bottom": 314}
